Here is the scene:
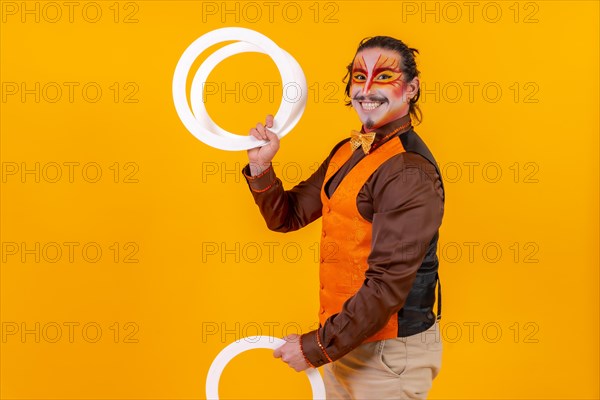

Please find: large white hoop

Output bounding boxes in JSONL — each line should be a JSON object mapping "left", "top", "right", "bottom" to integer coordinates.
{"left": 173, "top": 27, "right": 307, "bottom": 151}
{"left": 205, "top": 336, "right": 326, "bottom": 399}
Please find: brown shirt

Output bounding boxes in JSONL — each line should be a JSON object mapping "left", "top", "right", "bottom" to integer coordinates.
{"left": 241, "top": 114, "right": 444, "bottom": 367}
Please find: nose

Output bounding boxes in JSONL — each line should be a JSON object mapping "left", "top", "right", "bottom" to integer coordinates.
{"left": 361, "top": 76, "right": 374, "bottom": 95}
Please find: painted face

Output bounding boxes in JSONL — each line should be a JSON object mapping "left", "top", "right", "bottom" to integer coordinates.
{"left": 350, "top": 47, "right": 410, "bottom": 130}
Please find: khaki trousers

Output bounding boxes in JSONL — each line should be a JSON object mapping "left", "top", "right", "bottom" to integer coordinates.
{"left": 323, "top": 321, "right": 442, "bottom": 400}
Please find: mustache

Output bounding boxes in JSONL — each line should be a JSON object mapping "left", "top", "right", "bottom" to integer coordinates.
{"left": 352, "top": 95, "right": 388, "bottom": 103}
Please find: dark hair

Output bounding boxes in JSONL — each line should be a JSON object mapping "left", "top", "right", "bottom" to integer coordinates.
{"left": 343, "top": 36, "right": 422, "bottom": 125}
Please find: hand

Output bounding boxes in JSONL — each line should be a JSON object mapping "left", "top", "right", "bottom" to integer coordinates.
{"left": 247, "top": 114, "right": 280, "bottom": 176}
{"left": 273, "top": 334, "right": 311, "bottom": 372}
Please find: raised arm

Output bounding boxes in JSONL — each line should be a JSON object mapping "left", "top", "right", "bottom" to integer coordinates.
{"left": 242, "top": 114, "right": 336, "bottom": 232}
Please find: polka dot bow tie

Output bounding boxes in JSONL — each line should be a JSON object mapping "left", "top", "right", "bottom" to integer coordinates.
{"left": 350, "top": 130, "right": 376, "bottom": 154}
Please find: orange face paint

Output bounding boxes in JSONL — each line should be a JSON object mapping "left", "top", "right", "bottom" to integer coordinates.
{"left": 350, "top": 47, "right": 411, "bottom": 131}
{"left": 352, "top": 53, "right": 403, "bottom": 92}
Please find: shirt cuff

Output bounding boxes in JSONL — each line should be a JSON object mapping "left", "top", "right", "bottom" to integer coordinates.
{"left": 300, "top": 328, "right": 333, "bottom": 368}
{"left": 242, "top": 163, "right": 276, "bottom": 193}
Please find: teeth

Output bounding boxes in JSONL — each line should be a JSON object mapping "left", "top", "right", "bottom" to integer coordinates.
{"left": 361, "top": 102, "right": 382, "bottom": 110}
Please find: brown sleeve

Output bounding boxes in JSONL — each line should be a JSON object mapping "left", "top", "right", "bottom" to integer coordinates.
{"left": 300, "top": 154, "right": 444, "bottom": 367}
{"left": 241, "top": 141, "right": 346, "bottom": 232}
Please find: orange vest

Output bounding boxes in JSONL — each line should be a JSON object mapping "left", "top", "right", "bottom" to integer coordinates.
{"left": 319, "top": 137, "right": 407, "bottom": 343}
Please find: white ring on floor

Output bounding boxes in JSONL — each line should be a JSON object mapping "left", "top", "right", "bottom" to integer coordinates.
{"left": 173, "top": 27, "right": 307, "bottom": 151}
{"left": 205, "top": 336, "right": 326, "bottom": 399}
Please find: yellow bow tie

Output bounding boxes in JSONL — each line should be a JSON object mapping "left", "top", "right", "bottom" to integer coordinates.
{"left": 350, "top": 130, "right": 377, "bottom": 154}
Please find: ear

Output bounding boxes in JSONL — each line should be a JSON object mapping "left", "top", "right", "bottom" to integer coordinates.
{"left": 405, "top": 76, "right": 420, "bottom": 101}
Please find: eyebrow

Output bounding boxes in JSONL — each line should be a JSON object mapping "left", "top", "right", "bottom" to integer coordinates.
{"left": 352, "top": 66, "right": 401, "bottom": 75}
{"left": 352, "top": 54, "right": 401, "bottom": 74}
{"left": 373, "top": 66, "right": 401, "bottom": 74}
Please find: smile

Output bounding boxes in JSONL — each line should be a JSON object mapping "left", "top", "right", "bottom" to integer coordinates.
{"left": 360, "top": 101, "right": 384, "bottom": 111}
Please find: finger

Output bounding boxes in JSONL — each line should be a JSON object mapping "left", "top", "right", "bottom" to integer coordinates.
{"left": 266, "top": 114, "right": 274, "bottom": 128}
{"left": 282, "top": 333, "right": 298, "bottom": 342}
{"left": 249, "top": 128, "right": 260, "bottom": 140}
{"left": 273, "top": 348, "right": 281, "bottom": 358}
{"left": 250, "top": 131, "right": 265, "bottom": 143}
{"left": 265, "top": 129, "right": 279, "bottom": 143}
{"left": 256, "top": 123, "right": 266, "bottom": 138}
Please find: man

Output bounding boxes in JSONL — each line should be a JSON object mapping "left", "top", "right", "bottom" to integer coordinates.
{"left": 242, "top": 36, "right": 445, "bottom": 399}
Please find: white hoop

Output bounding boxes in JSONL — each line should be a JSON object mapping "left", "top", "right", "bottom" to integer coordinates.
{"left": 172, "top": 27, "right": 307, "bottom": 151}
{"left": 205, "top": 336, "right": 326, "bottom": 399}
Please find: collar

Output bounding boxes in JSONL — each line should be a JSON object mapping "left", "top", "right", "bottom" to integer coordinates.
{"left": 359, "top": 113, "right": 413, "bottom": 147}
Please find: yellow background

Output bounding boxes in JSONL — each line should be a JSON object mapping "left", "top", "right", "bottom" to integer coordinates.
{"left": 1, "top": 0, "right": 598, "bottom": 398}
